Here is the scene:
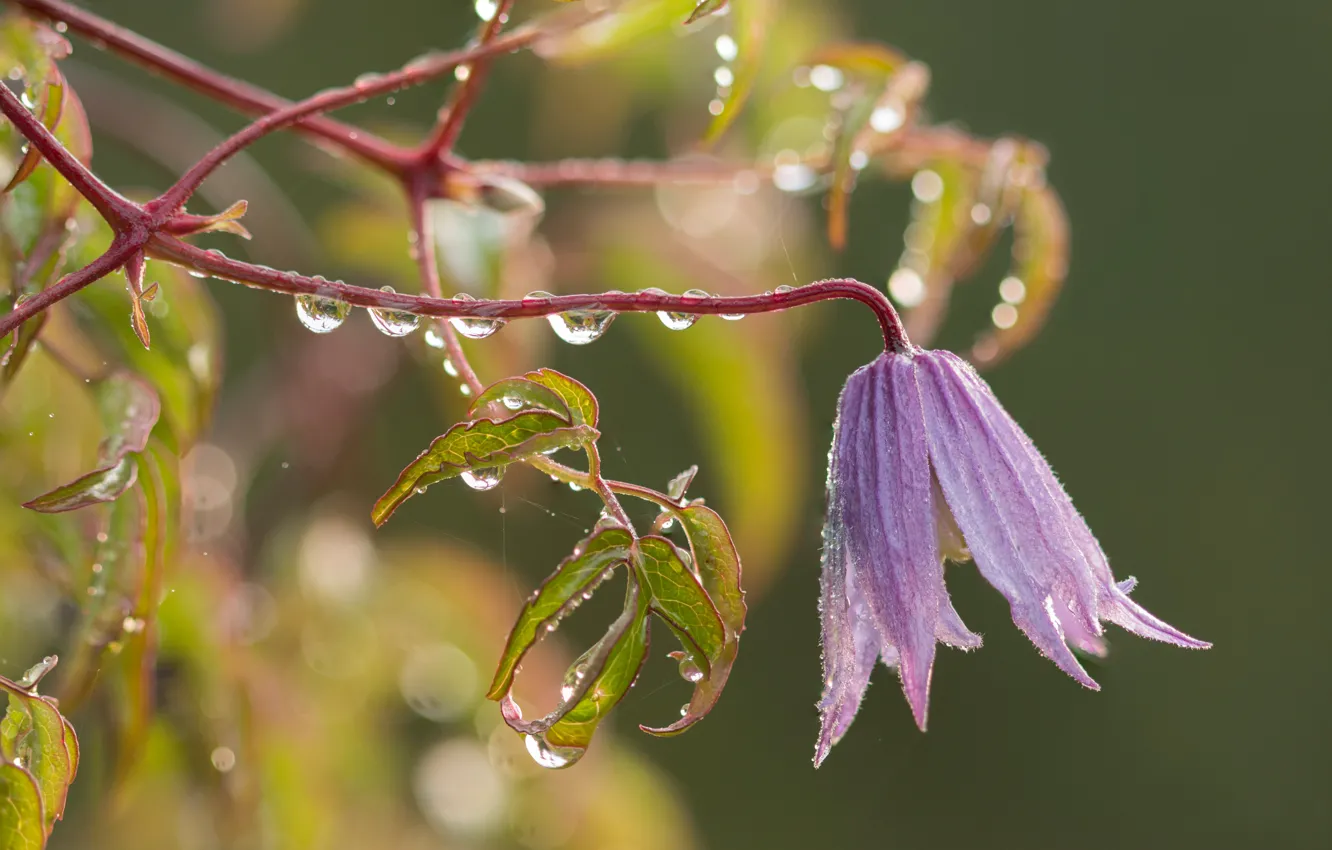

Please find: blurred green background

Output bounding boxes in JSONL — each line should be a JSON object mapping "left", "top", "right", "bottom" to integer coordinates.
{"left": 17, "top": 0, "right": 1331, "bottom": 848}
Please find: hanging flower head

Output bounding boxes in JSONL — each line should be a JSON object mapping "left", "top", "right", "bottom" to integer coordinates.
{"left": 816, "top": 347, "right": 1209, "bottom": 766}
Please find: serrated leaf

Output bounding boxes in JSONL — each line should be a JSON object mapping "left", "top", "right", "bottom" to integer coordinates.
{"left": 703, "top": 0, "right": 771, "bottom": 145}
{"left": 22, "top": 372, "right": 161, "bottom": 513}
{"left": 642, "top": 505, "right": 745, "bottom": 735}
{"left": 487, "top": 526, "right": 634, "bottom": 699}
{"left": 0, "top": 761, "right": 45, "bottom": 850}
{"left": 523, "top": 368, "right": 598, "bottom": 427}
{"left": 373, "top": 411, "right": 596, "bottom": 526}
{"left": 468, "top": 376, "right": 571, "bottom": 422}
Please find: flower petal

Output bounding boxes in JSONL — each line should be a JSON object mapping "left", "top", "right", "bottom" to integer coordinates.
{"left": 917, "top": 351, "right": 1101, "bottom": 688}
{"left": 847, "top": 355, "right": 947, "bottom": 729}
{"left": 817, "top": 368, "right": 877, "bottom": 765}
{"left": 937, "top": 353, "right": 1209, "bottom": 651}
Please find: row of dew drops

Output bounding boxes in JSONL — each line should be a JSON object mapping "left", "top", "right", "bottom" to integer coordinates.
{"left": 294, "top": 286, "right": 765, "bottom": 342}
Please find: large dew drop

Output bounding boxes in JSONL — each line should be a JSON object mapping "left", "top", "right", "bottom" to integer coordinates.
{"left": 369, "top": 286, "right": 420, "bottom": 337}
{"left": 524, "top": 734, "right": 584, "bottom": 770}
{"left": 448, "top": 293, "right": 506, "bottom": 340}
{"left": 549, "top": 308, "right": 615, "bottom": 345}
{"left": 295, "top": 295, "right": 350, "bottom": 333}
{"left": 461, "top": 466, "right": 504, "bottom": 491}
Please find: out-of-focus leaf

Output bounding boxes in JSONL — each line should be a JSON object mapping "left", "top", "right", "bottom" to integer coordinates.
{"left": 501, "top": 582, "right": 652, "bottom": 766}
{"left": 468, "top": 376, "right": 571, "bottom": 422}
{"left": 373, "top": 411, "right": 596, "bottom": 526}
{"left": 105, "top": 444, "right": 176, "bottom": 781}
{"left": 642, "top": 505, "right": 745, "bottom": 734}
{"left": 805, "top": 41, "right": 905, "bottom": 78}
{"left": 71, "top": 258, "right": 220, "bottom": 449}
{"left": 686, "top": 0, "right": 728, "bottom": 23}
{"left": 487, "top": 526, "right": 634, "bottom": 699}
{"left": 22, "top": 373, "right": 160, "bottom": 513}
{"left": 897, "top": 158, "right": 978, "bottom": 347}
{"left": 1, "top": 666, "right": 79, "bottom": 839}
{"left": 971, "top": 183, "right": 1069, "bottom": 367}
{"left": 524, "top": 367, "right": 599, "bottom": 427}
{"left": 537, "top": 0, "right": 698, "bottom": 63}
{"left": 3, "top": 67, "right": 64, "bottom": 195}
{"left": 0, "top": 761, "right": 45, "bottom": 850}
{"left": 703, "top": 0, "right": 772, "bottom": 145}
{"left": 0, "top": 15, "right": 70, "bottom": 195}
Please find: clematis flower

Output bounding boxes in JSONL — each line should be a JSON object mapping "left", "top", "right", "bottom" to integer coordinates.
{"left": 816, "top": 348, "right": 1209, "bottom": 766}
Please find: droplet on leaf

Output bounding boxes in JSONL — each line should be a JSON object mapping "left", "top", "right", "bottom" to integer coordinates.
{"left": 524, "top": 734, "right": 583, "bottom": 770}
{"left": 461, "top": 467, "right": 503, "bottom": 491}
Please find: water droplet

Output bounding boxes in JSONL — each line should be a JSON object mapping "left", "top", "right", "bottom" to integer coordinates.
{"left": 911, "top": 169, "right": 945, "bottom": 203}
{"left": 715, "top": 34, "right": 738, "bottom": 62}
{"left": 678, "top": 656, "right": 705, "bottom": 683}
{"left": 870, "top": 104, "right": 905, "bottom": 134}
{"left": 568, "top": 481, "right": 583, "bottom": 492}
{"left": 645, "top": 288, "right": 698, "bottom": 330}
{"left": 657, "top": 513, "right": 676, "bottom": 531}
{"left": 549, "top": 308, "right": 615, "bottom": 345}
{"left": 442, "top": 358, "right": 459, "bottom": 377}
{"left": 720, "top": 311, "right": 746, "bottom": 321}
{"left": 888, "top": 267, "right": 927, "bottom": 308}
{"left": 295, "top": 295, "right": 349, "bottom": 333}
{"left": 210, "top": 746, "right": 237, "bottom": 773}
{"left": 775, "top": 284, "right": 795, "bottom": 294}
{"left": 369, "top": 286, "right": 420, "bottom": 337}
{"left": 461, "top": 467, "right": 503, "bottom": 491}
{"left": 475, "top": 0, "right": 498, "bottom": 21}
{"left": 454, "top": 64, "right": 471, "bottom": 82}
{"left": 423, "top": 325, "right": 446, "bottom": 348}
{"left": 991, "top": 303, "right": 1019, "bottom": 330}
{"left": 501, "top": 394, "right": 524, "bottom": 411}
{"left": 808, "top": 64, "right": 844, "bottom": 92}
{"left": 970, "top": 203, "right": 993, "bottom": 226}
{"left": 999, "top": 276, "right": 1027, "bottom": 304}
{"left": 773, "top": 162, "right": 817, "bottom": 193}
{"left": 448, "top": 293, "right": 505, "bottom": 339}
{"left": 714, "top": 66, "right": 735, "bottom": 88}
{"left": 679, "top": 703, "right": 691, "bottom": 717}
{"left": 459, "top": 384, "right": 473, "bottom": 397}
{"left": 524, "top": 734, "right": 584, "bottom": 769}
{"left": 122, "top": 616, "right": 145, "bottom": 634}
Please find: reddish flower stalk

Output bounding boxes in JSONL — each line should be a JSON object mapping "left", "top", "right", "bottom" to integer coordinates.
{"left": 151, "top": 25, "right": 539, "bottom": 217}
{"left": 418, "top": 0, "right": 517, "bottom": 160}
{"left": 10, "top": 0, "right": 410, "bottom": 172}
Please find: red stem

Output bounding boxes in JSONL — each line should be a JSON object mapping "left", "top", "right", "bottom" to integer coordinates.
{"left": 144, "top": 235, "right": 910, "bottom": 352}
{"left": 10, "top": 0, "right": 409, "bottom": 172}
{"left": 0, "top": 83, "right": 139, "bottom": 227}
{"left": 0, "top": 237, "right": 141, "bottom": 338}
{"left": 151, "top": 26, "right": 539, "bottom": 217}
{"left": 419, "top": 0, "right": 517, "bottom": 160}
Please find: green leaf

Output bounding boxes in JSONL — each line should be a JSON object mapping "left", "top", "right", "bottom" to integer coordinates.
{"left": 22, "top": 372, "right": 160, "bottom": 513}
{"left": 538, "top": 0, "right": 698, "bottom": 64}
{"left": 641, "top": 506, "right": 745, "bottom": 734}
{"left": 0, "top": 762, "right": 44, "bottom": 850}
{"left": 486, "top": 526, "right": 634, "bottom": 700}
{"left": 666, "top": 465, "right": 698, "bottom": 501}
{"left": 468, "top": 376, "right": 572, "bottom": 422}
{"left": 373, "top": 411, "right": 596, "bottom": 526}
{"left": 500, "top": 582, "right": 652, "bottom": 766}
{"left": 1, "top": 669, "right": 79, "bottom": 839}
{"left": 523, "top": 368, "right": 599, "bottom": 427}
{"left": 635, "top": 536, "right": 725, "bottom": 678}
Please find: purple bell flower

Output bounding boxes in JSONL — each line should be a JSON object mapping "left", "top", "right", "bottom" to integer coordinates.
{"left": 816, "top": 348, "right": 1209, "bottom": 766}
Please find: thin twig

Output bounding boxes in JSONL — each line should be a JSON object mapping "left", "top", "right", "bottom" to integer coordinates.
{"left": 419, "top": 0, "right": 517, "bottom": 159}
